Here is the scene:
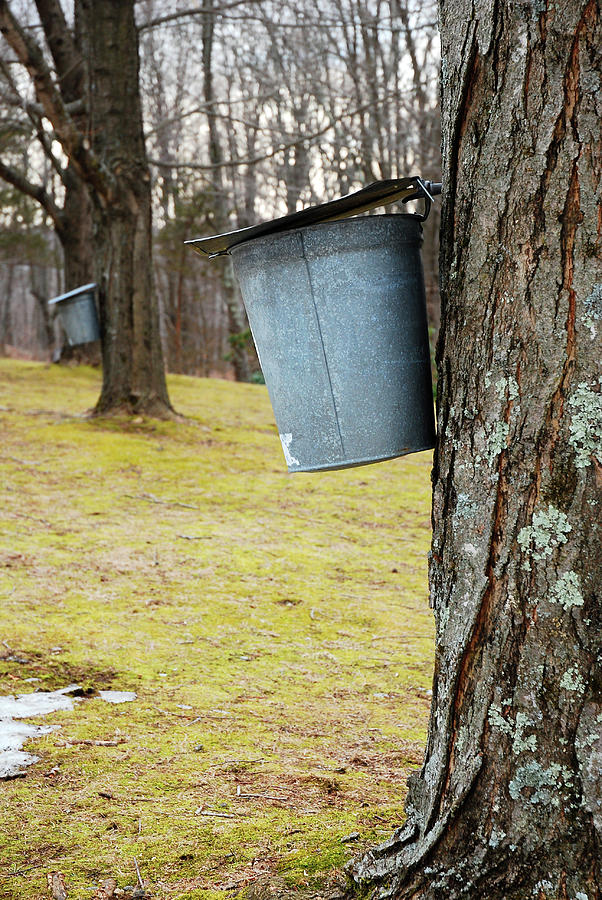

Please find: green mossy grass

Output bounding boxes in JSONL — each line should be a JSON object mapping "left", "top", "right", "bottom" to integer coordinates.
{"left": 0, "top": 359, "right": 434, "bottom": 899}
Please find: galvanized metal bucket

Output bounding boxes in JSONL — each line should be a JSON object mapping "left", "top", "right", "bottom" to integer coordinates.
{"left": 48, "top": 283, "right": 100, "bottom": 346}
{"left": 187, "top": 177, "right": 438, "bottom": 473}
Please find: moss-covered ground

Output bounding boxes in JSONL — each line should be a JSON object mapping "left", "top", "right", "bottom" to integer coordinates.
{"left": 0, "top": 359, "right": 434, "bottom": 899}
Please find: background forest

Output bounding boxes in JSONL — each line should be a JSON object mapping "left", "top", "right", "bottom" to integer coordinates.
{"left": 0, "top": 0, "right": 441, "bottom": 379}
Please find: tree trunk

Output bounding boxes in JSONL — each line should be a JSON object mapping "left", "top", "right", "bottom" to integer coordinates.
{"left": 55, "top": 168, "right": 100, "bottom": 366}
{"left": 0, "top": 261, "right": 15, "bottom": 352}
{"left": 349, "top": 1, "right": 601, "bottom": 897}
{"left": 202, "top": 0, "right": 252, "bottom": 383}
{"left": 60, "top": 171, "right": 93, "bottom": 293}
{"left": 79, "top": 0, "right": 172, "bottom": 416}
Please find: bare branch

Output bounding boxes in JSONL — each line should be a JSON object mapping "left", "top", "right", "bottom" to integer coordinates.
{"left": 0, "top": 157, "right": 64, "bottom": 230}
{"left": 34, "top": 0, "right": 83, "bottom": 99}
{"left": 139, "top": 5, "right": 436, "bottom": 33}
{"left": 26, "top": 96, "right": 85, "bottom": 118}
{"left": 0, "top": 2, "right": 68, "bottom": 126}
{"left": 143, "top": 94, "right": 278, "bottom": 140}
{"left": 33, "top": 122, "right": 66, "bottom": 180}
{"left": 0, "top": 54, "right": 85, "bottom": 120}
{"left": 0, "top": 54, "right": 66, "bottom": 181}
{"left": 0, "top": 0, "right": 110, "bottom": 197}
{"left": 137, "top": 0, "right": 262, "bottom": 31}
{"left": 149, "top": 91, "right": 401, "bottom": 172}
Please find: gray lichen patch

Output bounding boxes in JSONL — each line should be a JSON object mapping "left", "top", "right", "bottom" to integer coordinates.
{"left": 487, "top": 704, "right": 537, "bottom": 754}
{"left": 487, "top": 827, "right": 506, "bottom": 848}
{"left": 549, "top": 571, "right": 584, "bottom": 610}
{"left": 495, "top": 375, "right": 520, "bottom": 403}
{"left": 559, "top": 666, "right": 586, "bottom": 694}
{"left": 488, "top": 703, "right": 513, "bottom": 736}
{"left": 476, "top": 374, "right": 520, "bottom": 468}
{"left": 454, "top": 492, "right": 478, "bottom": 519}
{"left": 508, "top": 760, "right": 573, "bottom": 806}
{"left": 533, "top": 880, "right": 556, "bottom": 897}
{"left": 517, "top": 505, "right": 572, "bottom": 570}
{"left": 435, "top": 602, "right": 450, "bottom": 633}
{"left": 451, "top": 492, "right": 479, "bottom": 536}
{"left": 512, "top": 712, "right": 538, "bottom": 754}
{"left": 484, "top": 420, "right": 510, "bottom": 466}
{"left": 567, "top": 380, "right": 602, "bottom": 469}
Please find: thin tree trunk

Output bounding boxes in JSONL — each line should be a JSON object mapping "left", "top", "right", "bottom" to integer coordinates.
{"left": 202, "top": 0, "right": 251, "bottom": 383}
{"left": 0, "top": 262, "right": 15, "bottom": 351}
{"left": 29, "top": 265, "right": 54, "bottom": 358}
{"left": 349, "top": 1, "right": 601, "bottom": 897}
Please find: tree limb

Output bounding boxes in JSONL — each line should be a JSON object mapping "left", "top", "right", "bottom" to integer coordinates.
{"left": 27, "top": 97, "right": 86, "bottom": 118}
{"left": 33, "top": 122, "right": 66, "bottom": 181}
{"left": 138, "top": 4, "right": 436, "bottom": 33}
{"left": 0, "top": 157, "right": 64, "bottom": 231}
{"left": 0, "top": 0, "right": 110, "bottom": 198}
{"left": 34, "top": 0, "right": 83, "bottom": 99}
{"left": 137, "top": 0, "right": 262, "bottom": 32}
{"left": 0, "top": 55, "right": 67, "bottom": 182}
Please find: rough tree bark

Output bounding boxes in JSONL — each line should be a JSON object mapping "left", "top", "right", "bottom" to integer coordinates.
{"left": 349, "top": 1, "right": 601, "bottom": 898}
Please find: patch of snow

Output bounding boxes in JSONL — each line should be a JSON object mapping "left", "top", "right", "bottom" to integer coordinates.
{"left": 98, "top": 691, "right": 137, "bottom": 704}
{"left": 0, "top": 685, "right": 80, "bottom": 779}
{"left": 0, "top": 684, "right": 80, "bottom": 719}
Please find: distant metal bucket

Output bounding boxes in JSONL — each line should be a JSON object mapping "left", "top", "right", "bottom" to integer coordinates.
{"left": 48, "top": 283, "right": 100, "bottom": 346}
{"left": 230, "top": 214, "right": 435, "bottom": 473}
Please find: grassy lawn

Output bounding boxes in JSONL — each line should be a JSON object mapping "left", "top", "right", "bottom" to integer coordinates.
{"left": 0, "top": 359, "right": 434, "bottom": 900}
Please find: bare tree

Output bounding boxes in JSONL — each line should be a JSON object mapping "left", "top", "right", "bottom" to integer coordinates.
{"left": 0, "top": 0, "right": 172, "bottom": 415}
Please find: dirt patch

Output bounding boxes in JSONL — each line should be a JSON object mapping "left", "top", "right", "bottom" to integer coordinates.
{"left": 0, "top": 649, "right": 119, "bottom": 693}
{"left": 245, "top": 873, "right": 348, "bottom": 899}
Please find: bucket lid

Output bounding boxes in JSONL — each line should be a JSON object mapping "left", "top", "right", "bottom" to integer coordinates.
{"left": 186, "top": 176, "right": 441, "bottom": 258}
{"left": 48, "top": 283, "right": 97, "bottom": 306}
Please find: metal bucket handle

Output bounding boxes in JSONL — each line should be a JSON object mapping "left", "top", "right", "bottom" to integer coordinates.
{"left": 405, "top": 179, "right": 442, "bottom": 221}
